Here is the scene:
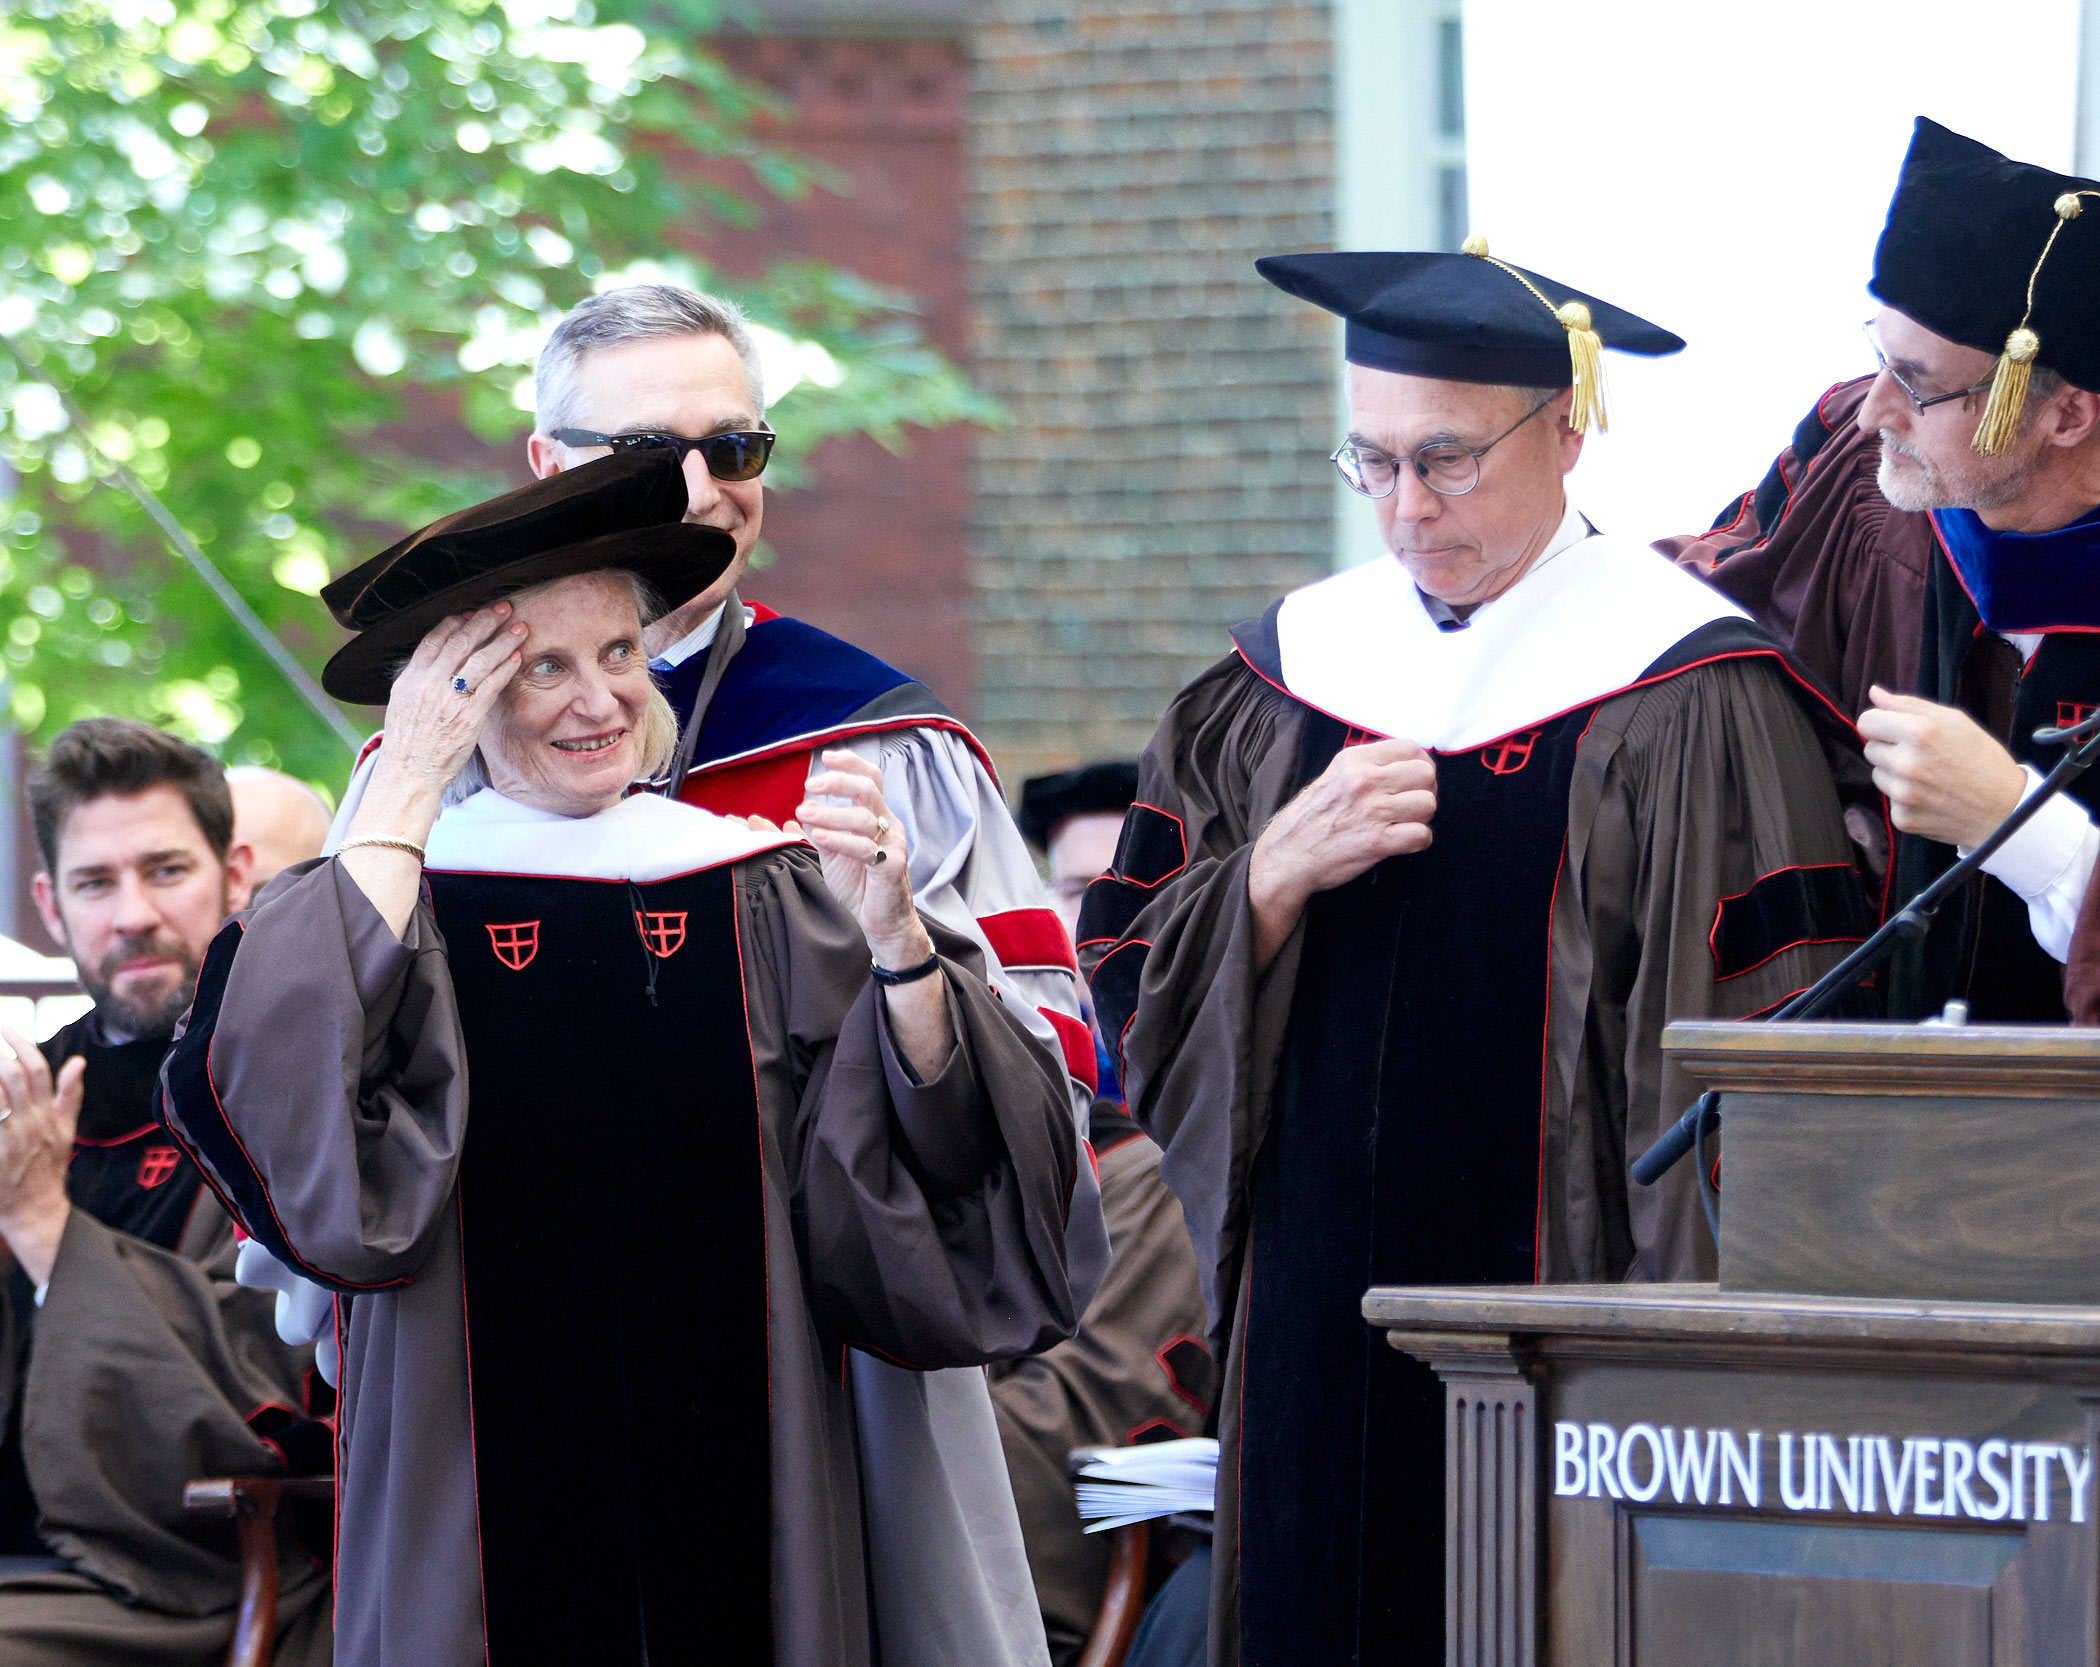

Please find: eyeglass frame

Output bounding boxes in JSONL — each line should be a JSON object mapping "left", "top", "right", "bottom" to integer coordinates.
{"left": 1330, "top": 397, "right": 1558, "bottom": 500}
{"left": 1860, "top": 322, "right": 1995, "bottom": 415}
{"left": 549, "top": 425, "right": 777, "bottom": 482}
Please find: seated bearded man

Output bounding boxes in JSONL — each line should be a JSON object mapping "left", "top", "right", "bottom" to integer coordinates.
{"left": 159, "top": 449, "right": 1089, "bottom": 1667}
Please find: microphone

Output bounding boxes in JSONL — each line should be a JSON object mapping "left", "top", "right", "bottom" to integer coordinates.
{"left": 1630, "top": 708, "right": 2100, "bottom": 1188}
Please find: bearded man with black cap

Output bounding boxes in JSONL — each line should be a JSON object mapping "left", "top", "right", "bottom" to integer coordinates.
{"left": 1669, "top": 118, "right": 2100, "bottom": 1022}
{"left": 159, "top": 448, "right": 1092, "bottom": 1667}
{"left": 1076, "top": 243, "right": 1874, "bottom": 1666}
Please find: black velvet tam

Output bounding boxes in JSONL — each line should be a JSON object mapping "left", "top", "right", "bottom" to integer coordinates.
{"left": 1017, "top": 760, "right": 1139, "bottom": 851}
{"left": 1256, "top": 249, "right": 1684, "bottom": 384}
{"left": 320, "top": 447, "right": 734, "bottom": 703}
{"left": 1871, "top": 117, "right": 2100, "bottom": 390}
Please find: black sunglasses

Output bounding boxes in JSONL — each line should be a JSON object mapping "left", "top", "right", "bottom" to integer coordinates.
{"left": 551, "top": 426, "right": 775, "bottom": 482}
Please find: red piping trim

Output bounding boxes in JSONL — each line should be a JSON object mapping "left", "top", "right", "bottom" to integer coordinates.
{"left": 1708, "top": 491, "right": 1756, "bottom": 544}
{"left": 456, "top": 1197, "right": 492, "bottom": 1666}
{"left": 1108, "top": 803, "right": 1190, "bottom": 892}
{"left": 1812, "top": 377, "right": 1859, "bottom": 432}
{"left": 71, "top": 1121, "right": 161, "bottom": 1148}
{"left": 1533, "top": 831, "right": 1568, "bottom": 1284}
{"left": 1090, "top": 938, "right": 1151, "bottom": 1080}
{"left": 1717, "top": 932, "right": 1868, "bottom": 984}
{"left": 682, "top": 714, "right": 1004, "bottom": 796}
{"left": 730, "top": 875, "right": 777, "bottom": 1466}
{"left": 1154, "top": 1332, "right": 1213, "bottom": 1416}
{"left": 1707, "top": 862, "right": 1868, "bottom": 982}
{"left": 421, "top": 845, "right": 798, "bottom": 887}
{"left": 157, "top": 920, "right": 406, "bottom": 1292}
{"left": 1125, "top": 1415, "right": 1187, "bottom": 1444}
{"left": 1232, "top": 638, "right": 1864, "bottom": 755}
{"left": 330, "top": 1295, "right": 344, "bottom": 1602}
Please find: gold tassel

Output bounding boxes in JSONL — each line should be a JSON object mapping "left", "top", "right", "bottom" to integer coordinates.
{"left": 1973, "top": 327, "right": 2039, "bottom": 456}
{"left": 1461, "top": 233, "right": 1490, "bottom": 257}
{"left": 1968, "top": 190, "right": 2098, "bottom": 454}
{"left": 1557, "top": 301, "right": 1608, "bottom": 434}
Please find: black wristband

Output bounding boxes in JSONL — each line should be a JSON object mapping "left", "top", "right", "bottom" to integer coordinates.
{"left": 870, "top": 950, "right": 941, "bottom": 987}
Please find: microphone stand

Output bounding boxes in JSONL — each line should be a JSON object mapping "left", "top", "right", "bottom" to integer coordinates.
{"left": 1630, "top": 706, "right": 2100, "bottom": 1188}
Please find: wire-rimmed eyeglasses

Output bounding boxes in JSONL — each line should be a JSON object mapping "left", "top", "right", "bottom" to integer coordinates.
{"left": 550, "top": 426, "right": 776, "bottom": 482}
{"left": 1861, "top": 322, "right": 1995, "bottom": 416}
{"left": 1331, "top": 398, "right": 1556, "bottom": 499}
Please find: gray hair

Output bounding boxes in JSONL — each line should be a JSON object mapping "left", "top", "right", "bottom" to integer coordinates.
{"left": 533, "top": 284, "right": 766, "bottom": 434}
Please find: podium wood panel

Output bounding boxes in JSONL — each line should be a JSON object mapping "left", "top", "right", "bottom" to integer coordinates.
{"left": 1663, "top": 1021, "right": 2100, "bottom": 1306}
{"left": 1367, "top": 1284, "right": 2100, "bottom": 1667}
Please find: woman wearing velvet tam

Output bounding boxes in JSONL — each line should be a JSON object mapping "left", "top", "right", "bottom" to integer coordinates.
{"left": 1076, "top": 245, "right": 1874, "bottom": 1665}
{"left": 157, "top": 448, "right": 1089, "bottom": 1667}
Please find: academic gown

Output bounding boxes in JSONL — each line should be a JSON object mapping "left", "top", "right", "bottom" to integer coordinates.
{"left": 1666, "top": 374, "right": 2100, "bottom": 1019}
{"left": 1076, "top": 510, "right": 1873, "bottom": 1667}
{"left": 159, "top": 790, "right": 1088, "bottom": 1667}
{"left": 657, "top": 592, "right": 1112, "bottom": 1667}
{"left": 988, "top": 1103, "right": 1213, "bottom": 1667}
{"left": 0, "top": 1018, "right": 329, "bottom": 1667}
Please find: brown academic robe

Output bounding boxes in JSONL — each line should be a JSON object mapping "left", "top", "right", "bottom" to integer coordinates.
{"left": 1079, "top": 646, "right": 1867, "bottom": 1664}
{"left": 161, "top": 845, "right": 1084, "bottom": 1667}
{"left": 1665, "top": 373, "right": 2100, "bottom": 1021}
{"left": 0, "top": 1201, "right": 330, "bottom": 1667}
{"left": 1660, "top": 375, "right": 1936, "bottom": 720}
{"left": 991, "top": 1114, "right": 1212, "bottom": 1665}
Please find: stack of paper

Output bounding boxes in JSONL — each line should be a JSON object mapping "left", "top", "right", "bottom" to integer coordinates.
{"left": 1073, "top": 1437, "right": 1218, "bottom": 1533}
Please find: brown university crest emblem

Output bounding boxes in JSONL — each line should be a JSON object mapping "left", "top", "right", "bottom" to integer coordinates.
{"left": 136, "top": 1145, "right": 181, "bottom": 1189}
{"left": 1479, "top": 729, "right": 1542, "bottom": 776}
{"left": 486, "top": 921, "right": 540, "bottom": 971}
{"left": 635, "top": 911, "right": 687, "bottom": 959}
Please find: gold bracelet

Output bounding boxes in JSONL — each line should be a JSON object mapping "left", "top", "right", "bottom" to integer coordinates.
{"left": 337, "top": 835, "right": 426, "bottom": 863}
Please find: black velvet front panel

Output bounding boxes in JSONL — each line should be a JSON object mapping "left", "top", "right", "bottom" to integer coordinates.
{"left": 431, "top": 866, "right": 772, "bottom": 1666}
{"left": 1891, "top": 550, "right": 2100, "bottom": 1020}
{"left": 1239, "top": 704, "right": 1590, "bottom": 1667}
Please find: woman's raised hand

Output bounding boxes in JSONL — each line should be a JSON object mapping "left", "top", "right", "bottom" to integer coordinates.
{"left": 793, "top": 750, "right": 932, "bottom": 972}
{"left": 377, "top": 605, "right": 527, "bottom": 797}
{"left": 340, "top": 606, "right": 527, "bottom": 943}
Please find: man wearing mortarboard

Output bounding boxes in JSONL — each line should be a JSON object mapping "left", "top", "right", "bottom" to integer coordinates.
{"left": 1075, "top": 245, "right": 1876, "bottom": 1665}
{"left": 1668, "top": 118, "right": 2100, "bottom": 1021}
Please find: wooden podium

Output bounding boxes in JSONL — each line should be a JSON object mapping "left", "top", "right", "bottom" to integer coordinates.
{"left": 1362, "top": 1022, "right": 2100, "bottom": 1667}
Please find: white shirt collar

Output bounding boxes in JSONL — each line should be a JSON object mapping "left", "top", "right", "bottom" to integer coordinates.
{"left": 649, "top": 602, "right": 733, "bottom": 671}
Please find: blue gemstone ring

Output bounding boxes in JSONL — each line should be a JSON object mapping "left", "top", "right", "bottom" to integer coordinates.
{"left": 452, "top": 675, "right": 470, "bottom": 693}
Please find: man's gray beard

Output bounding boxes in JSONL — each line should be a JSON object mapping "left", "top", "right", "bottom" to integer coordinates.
{"left": 1877, "top": 431, "right": 2038, "bottom": 515}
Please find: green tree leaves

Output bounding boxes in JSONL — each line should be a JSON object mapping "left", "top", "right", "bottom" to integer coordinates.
{"left": 0, "top": 0, "right": 994, "bottom": 784}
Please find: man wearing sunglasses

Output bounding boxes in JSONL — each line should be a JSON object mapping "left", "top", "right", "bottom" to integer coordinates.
{"left": 1076, "top": 244, "right": 1871, "bottom": 1667}
{"left": 1669, "top": 119, "right": 2100, "bottom": 1023}
{"left": 523, "top": 284, "right": 1108, "bottom": 1667}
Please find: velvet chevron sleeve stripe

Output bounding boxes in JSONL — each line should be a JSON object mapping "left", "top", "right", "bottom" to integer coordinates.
{"left": 163, "top": 920, "right": 410, "bottom": 1292}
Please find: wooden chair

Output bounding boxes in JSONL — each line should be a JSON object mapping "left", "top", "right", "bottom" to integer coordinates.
{"left": 1077, "top": 1519, "right": 1151, "bottom": 1667}
{"left": 184, "top": 1475, "right": 335, "bottom": 1667}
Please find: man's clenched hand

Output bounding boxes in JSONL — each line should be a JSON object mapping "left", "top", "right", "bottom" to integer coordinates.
{"left": 1858, "top": 685, "right": 2027, "bottom": 850}
{"left": 1248, "top": 738, "right": 1437, "bottom": 974}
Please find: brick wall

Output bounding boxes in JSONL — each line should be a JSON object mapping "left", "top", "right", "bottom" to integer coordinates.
{"left": 967, "top": 0, "right": 1339, "bottom": 782}
{"left": 712, "top": 32, "right": 978, "bottom": 716}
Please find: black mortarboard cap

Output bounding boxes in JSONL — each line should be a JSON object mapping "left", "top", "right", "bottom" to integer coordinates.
{"left": 320, "top": 447, "right": 734, "bottom": 703}
{"left": 1872, "top": 118, "right": 2100, "bottom": 451}
{"left": 1256, "top": 243, "right": 1684, "bottom": 433}
{"left": 1018, "top": 760, "right": 1140, "bottom": 850}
